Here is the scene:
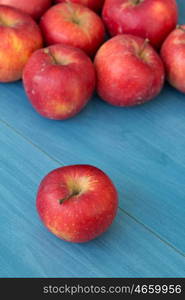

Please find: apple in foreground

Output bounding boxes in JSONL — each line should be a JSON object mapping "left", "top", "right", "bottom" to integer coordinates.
{"left": 55, "top": 0, "right": 105, "bottom": 13}
{"left": 94, "top": 34, "right": 165, "bottom": 106}
{"left": 36, "top": 165, "right": 118, "bottom": 243}
{"left": 40, "top": 2, "right": 105, "bottom": 56}
{"left": 102, "top": 0, "right": 178, "bottom": 49}
{"left": 23, "top": 44, "right": 96, "bottom": 120}
{"left": 0, "top": 0, "right": 52, "bottom": 20}
{"left": 161, "top": 25, "right": 185, "bottom": 93}
{"left": 0, "top": 5, "right": 43, "bottom": 83}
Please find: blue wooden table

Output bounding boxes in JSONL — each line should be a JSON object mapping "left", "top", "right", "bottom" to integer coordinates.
{"left": 0, "top": 0, "right": 185, "bottom": 278}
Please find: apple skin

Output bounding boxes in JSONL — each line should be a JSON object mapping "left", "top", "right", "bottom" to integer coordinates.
{"left": 102, "top": 0, "right": 178, "bottom": 49}
{"left": 94, "top": 34, "right": 165, "bottom": 107}
{"left": 40, "top": 2, "right": 105, "bottom": 56}
{"left": 23, "top": 44, "right": 96, "bottom": 120}
{"left": 0, "top": 5, "right": 43, "bottom": 83}
{"left": 0, "top": 0, "right": 52, "bottom": 20}
{"left": 54, "top": 0, "right": 105, "bottom": 13}
{"left": 36, "top": 165, "right": 118, "bottom": 243}
{"left": 160, "top": 25, "right": 185, "bottom": 94}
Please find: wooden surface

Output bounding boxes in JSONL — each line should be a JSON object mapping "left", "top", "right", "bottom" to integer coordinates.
{"left": 0, "top": 0, "right": 185, "bottom": 278}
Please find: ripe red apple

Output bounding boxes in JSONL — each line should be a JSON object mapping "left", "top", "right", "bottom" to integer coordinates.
{"left": 0, "top": 5, "right": 43, "bottom": 83}
{"left": 40, "top": 2, "right": 105, "bottom": 56}
{"left": 102, "top": 0, "right": 178, "bottom": 49}
{"left": 36, "top": 165, "right": 118, "bottom": 243}
{"left": 54, "top": 0, "right": 105, "bottom": 13}
{"left": 23, "top": 44, "right": 96, "bottom": 120}
{"left": 161, "top": 25, "right": 185, "bottom": 93}
{"left": 94, "top": 34, "right": 165, "bottom": 106}
{"left": 0, "top": 0, "right": 52, "bottom": 20}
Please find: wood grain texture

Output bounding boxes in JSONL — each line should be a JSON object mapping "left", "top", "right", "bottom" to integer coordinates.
{"left": 0, "top": 121, "right": 184, "bottom": 277}
{"left": 0, "top": 0, "right": 185, "bottom": 277}
{"left": 0, "top": 79, "right": 185, "bottom": 258}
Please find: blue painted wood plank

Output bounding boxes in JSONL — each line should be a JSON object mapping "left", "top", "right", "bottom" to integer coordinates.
{"left": 0, "top": 121, "right": 184, "bottom": 277}
{"left": 0, "top": 0, "right": 185, "bottom": 277}
{"left": 178, "top": 0, "right": 185, "bottom": 24}
{"left": 0, "top": 77, "right": 185, "bottom": 257}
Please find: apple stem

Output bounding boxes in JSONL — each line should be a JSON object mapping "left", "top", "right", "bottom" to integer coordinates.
{"left": 65, "top": 1, "right": 80, "bottom": 25}
{"left": 59, "top": 191, "right": 79, "bottom": 205}
{"left": 132, "top": 0, "right": 143, "bottom": 5}
{"left": 176, "top": 25, "right": 185, "bottom": 33}
{"left": 139, "top": 38, "right": 149, "bottom": 57}
{"left": 47, "top": 49, "right": 58, "bottom": 65}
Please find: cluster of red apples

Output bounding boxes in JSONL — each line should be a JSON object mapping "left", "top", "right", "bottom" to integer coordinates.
{"left": 1, "top": 0, "right": 184, "bottom": 243}
{"left": 0, "top": 0, "right": 184, "bottom": 120}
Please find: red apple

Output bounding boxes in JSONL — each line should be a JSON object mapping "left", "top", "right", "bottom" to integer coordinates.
{"left": 36, "top": 165, "right": 118, "bottom": 243}
{"left": 102, "top": 0, "right": 178, "bottom": 49}
{"left": 23, "top": 44, "right": 96, "bottom": 120}
{"left": 0, "top": 5, "right": 43, "bottom": 83}
{"left": 161, "top": 25, "right": 185, "bottom": 93}
{"left": 0, "top": 0, "right": 52, "bottom": 20}
{"left": 40, "top": 2, "right": 105, "bottom": 56}
{"left": 54, "top": 0, "right": 105, "bottom": 13}
{"left": 94, "top": 34, "right": 165, "bottom": 106}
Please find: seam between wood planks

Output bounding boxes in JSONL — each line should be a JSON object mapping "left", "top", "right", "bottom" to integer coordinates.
{"left": 119, "top": 207, "right": 185, "bottom": 258}
{"left": 0, "top": 118, "right": 184, "bottom": 258}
